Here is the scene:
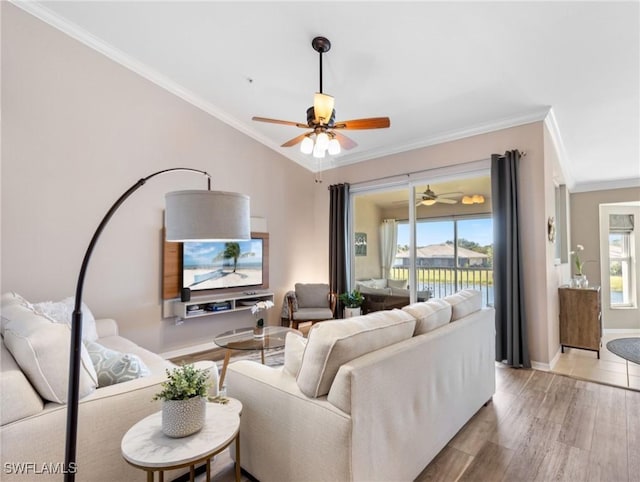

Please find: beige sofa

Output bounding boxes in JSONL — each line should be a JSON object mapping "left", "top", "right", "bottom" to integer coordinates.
{"left": 0, "top": 293, "right": 177, "bottom": 481}
{"left": 227, "top": 289, "right": 495, "bottom": 482}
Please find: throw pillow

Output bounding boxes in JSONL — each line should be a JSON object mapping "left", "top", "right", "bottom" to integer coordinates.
{"left": 444, "top": 289, "right": 483, "bottom": 321}
{"left": 84, "top": 341, "right": 150, "bottom": 387}
{"left": 387, "top": 279, "right": 408, "bottom": 290}
{"left": 371, "top": 278, "right": 388, "bottom": 289}
{"left": 283, "top": 331, "right": 307, "bottom": 377}
{"left": 356, "top": 279, "right": 376, "bottom": 289}
{"left": 402, "top": 299, "right": 452, "bottom": 335}
{"left": 32, "top": 297, "right": 99, "bottom": 342}
{"left": 1, "top": 292, "right": 33, "bottom": 336}
{"left": 3, "top": 303, "right": 97, "bottom": 403}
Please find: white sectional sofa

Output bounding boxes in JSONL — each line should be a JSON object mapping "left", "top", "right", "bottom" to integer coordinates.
{"left": 0, "top": 293, "right": 177, "bottom": 481}
{"left": 227, "top": 289, "right": 495, "bottom": 482}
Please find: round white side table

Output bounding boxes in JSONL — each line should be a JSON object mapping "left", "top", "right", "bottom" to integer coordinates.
{"left": 121, "top": 399, "right": 242, "bottom": 482}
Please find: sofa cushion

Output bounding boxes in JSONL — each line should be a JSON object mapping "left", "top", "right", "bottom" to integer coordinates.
{"left": 85, "top": 340, "right": 150, "bottom": 387}
{"left": 297, "top": 309, "right": 416, "bottom": 398}
{"left": 295, "top": 283, "right": 329, "bottom": 309}
{"left": 32, "top": 297, "right": 99, "bottom": 342}
{"left": 283, "top": 331, "right": 307, "bottom": 377}
{"left": 444, "top": 289, "right": 483, "bottom": 321}
{"left": 292, "top": 307, "right": 333, "bottom": 321}
{"left": 357, "top": 285, "right": 392, "bottom": 296}
{"left": 402, "top": 299, "right": 452, "bottom": 335}
{"left": 389, "top": 287, "right": 410, "bottom": 297}
{"left": 2, "top": 303, "right": 98, "bottom": 403}
{"left": 0, "top": 342, "right": 44, "bottom": 425}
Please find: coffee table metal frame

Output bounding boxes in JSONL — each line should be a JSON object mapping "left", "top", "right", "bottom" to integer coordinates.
{"left": 214, "top": 326, "right": 300, "bottom": 390}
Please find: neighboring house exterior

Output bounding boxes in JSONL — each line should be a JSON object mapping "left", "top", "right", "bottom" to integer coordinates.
{"left": 395, "top": 243, "right": 490, "bottom": 268}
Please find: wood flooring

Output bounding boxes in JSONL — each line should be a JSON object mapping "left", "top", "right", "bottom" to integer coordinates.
{"left": 197, "top": 364, "right": 639, "bottom": 482}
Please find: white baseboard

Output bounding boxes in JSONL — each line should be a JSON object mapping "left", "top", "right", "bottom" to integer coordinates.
{"left": 603, "top": 328, "right": 640, "bottom": 334}
{"left": 531, "top": 346, "right": 562, "bottom": 372}
{"left": 530, "top": 360, "right": 550, "bottom": 371}
{"left": 160, "top": 341, "right": 219, "bottom": 360}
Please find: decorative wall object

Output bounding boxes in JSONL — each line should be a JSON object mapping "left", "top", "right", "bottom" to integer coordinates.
{"left": 355, "top": 232, "right": 367, "bottom": 256}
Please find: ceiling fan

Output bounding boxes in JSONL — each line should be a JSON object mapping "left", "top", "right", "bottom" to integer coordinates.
{"left": 416, "top": 186, "right": 462, "bottom": 206}
{"left": 252, "top": 36, "right": 391, "bottom": 159}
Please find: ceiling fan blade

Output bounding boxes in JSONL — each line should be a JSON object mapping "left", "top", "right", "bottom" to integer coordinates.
{"left": 437, "top": 191, "right": 464, "bottom": 197}
{"left": 281, "top": 133, "right": 310, "bottom": 148}
{"left": 333, "top": 117, "right": 391, "bottom": 130}
{"left": 333, "top": 131, "right": 358, "bottom": 150}
{"left": 436, "top": 198, "right": 458, "bottom": 204}
{"left": 252, "top": 116, "right": 309, "bottom": 128}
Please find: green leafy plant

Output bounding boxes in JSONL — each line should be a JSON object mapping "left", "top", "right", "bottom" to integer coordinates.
{"left": 339, "top": 290, "right": 364, "bottom": 308}
{"left": 153, "top": 364, "right": 210, "bottom": 401}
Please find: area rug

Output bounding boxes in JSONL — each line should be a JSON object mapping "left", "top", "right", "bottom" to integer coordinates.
{"left": 606, "top": 337, "right": 640, "bottom": 364}
{"left": 216, "top": 347, "right": 284, "bottom": 370}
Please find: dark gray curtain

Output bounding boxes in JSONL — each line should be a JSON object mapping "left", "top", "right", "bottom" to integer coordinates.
{"left": 329, "top": 183, "right": 349, "bottom": 317}
{"left": 491, "top": 150, "right": 530, "bottom": 368}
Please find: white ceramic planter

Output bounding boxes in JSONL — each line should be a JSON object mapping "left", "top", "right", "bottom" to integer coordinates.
{"left": 344, "top": 307, "right": 362, "bottom": 318}
{"left": 161, "top": 396, "right": 206, "bottom": 438}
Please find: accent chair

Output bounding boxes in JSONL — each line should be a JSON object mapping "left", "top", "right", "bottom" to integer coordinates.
{"left": 287, "top": 283, "right": 337, "bottom": 330}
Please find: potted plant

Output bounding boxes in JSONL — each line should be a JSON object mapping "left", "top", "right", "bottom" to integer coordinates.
{"left": 339, "top": 290, "right": 364, "bottom": 318}
{"left": 154, "top": 364, "right": 211, "bottom": 438}
{"left": 251, "top": 299, "right": 274, "bottom": 338}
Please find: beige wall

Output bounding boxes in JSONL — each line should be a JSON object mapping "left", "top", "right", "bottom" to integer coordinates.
{"left": 1, "top": 4, "right": 326, "bottom": 354}
{"left": 571, "top": 187, "right": 640, "bottom": 330}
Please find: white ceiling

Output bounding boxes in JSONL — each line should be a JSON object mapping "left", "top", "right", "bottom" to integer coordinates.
{"left": 16, "top": 1, "right": 640, "bottom": 191}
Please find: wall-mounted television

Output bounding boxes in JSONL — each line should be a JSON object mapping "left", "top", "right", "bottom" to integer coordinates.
{"left": 182, "top": 235, "right": 267, "bottom": 292}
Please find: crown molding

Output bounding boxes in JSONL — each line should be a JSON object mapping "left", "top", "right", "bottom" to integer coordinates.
{"left": 543, "top": 108, "right": 574, "bottom": 189}
{"left": 571, "top": 177, "right": 640, "bottom": 193}
{"left": 320, "top": 107, "right": 552, "bottom": 172}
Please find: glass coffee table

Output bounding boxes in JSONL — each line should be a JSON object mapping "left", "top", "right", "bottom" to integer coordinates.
{"left": 214, "top": 326, "right": 300, "bottom": 390}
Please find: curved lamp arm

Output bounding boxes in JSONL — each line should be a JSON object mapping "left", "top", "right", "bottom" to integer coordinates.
{"left": 65, "top": 168, "right": 211, "bottom": 481}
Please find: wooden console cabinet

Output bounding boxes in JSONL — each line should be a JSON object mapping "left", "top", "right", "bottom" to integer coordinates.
{"left": 559, "top": 286, "right": 602, "bottom": 358}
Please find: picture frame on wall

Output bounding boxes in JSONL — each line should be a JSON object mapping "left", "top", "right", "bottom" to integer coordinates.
{"left": 355, "top": 232, "right": 367, "bottom": 256}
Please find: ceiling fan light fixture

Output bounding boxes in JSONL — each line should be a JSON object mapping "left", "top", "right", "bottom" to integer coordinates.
{"left": 315, "top": 131, "right": 330, "bottom": 150}
{"left": 300, "top": 136, "right": 314, "bottom": 154}
{"left": 327, "top": 137, "right": 341, "bottom": 155}
{"left": 422, "top": 199, "right": 437, "bottom": 206}
{"left": 312, "top": 143, "right": 326, "bottom": 158}
{"left": 314, "top": 93, "right": 335, "bottom": 123}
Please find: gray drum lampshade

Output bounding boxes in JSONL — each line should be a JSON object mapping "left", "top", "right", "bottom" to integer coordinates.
{"left": 165, "top": 190, "right": 251, "bottom": 241}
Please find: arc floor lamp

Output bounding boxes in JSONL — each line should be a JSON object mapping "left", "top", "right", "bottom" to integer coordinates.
{"left": 64, "top": 167, "right": 250, "bottom": 481}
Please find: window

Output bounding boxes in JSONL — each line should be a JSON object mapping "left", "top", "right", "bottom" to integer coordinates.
{"left": 395, "top": 216, "right": 493, "bottom": 305}
{"left": 608, "top": 214, "right": 635, "bottom": 307}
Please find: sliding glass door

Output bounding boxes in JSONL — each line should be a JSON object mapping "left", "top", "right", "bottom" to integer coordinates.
{"left": 351, "top": 172, "right": 493, "bottom": 311}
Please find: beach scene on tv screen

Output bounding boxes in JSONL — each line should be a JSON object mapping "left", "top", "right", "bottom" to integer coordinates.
{"left": 183, "top": 239, "right": 263, "bottom": 290}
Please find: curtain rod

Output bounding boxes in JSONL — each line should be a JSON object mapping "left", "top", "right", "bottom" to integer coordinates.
{"left": 349, "top": 157, "right": 490, "bottom": 191}
{"left": 347, "top": 150, "right": 527, "bottom": 191}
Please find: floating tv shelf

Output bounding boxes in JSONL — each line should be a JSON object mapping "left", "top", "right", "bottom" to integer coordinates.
{"left": 173, "top": 291, "right": 274, "bottom": 320}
